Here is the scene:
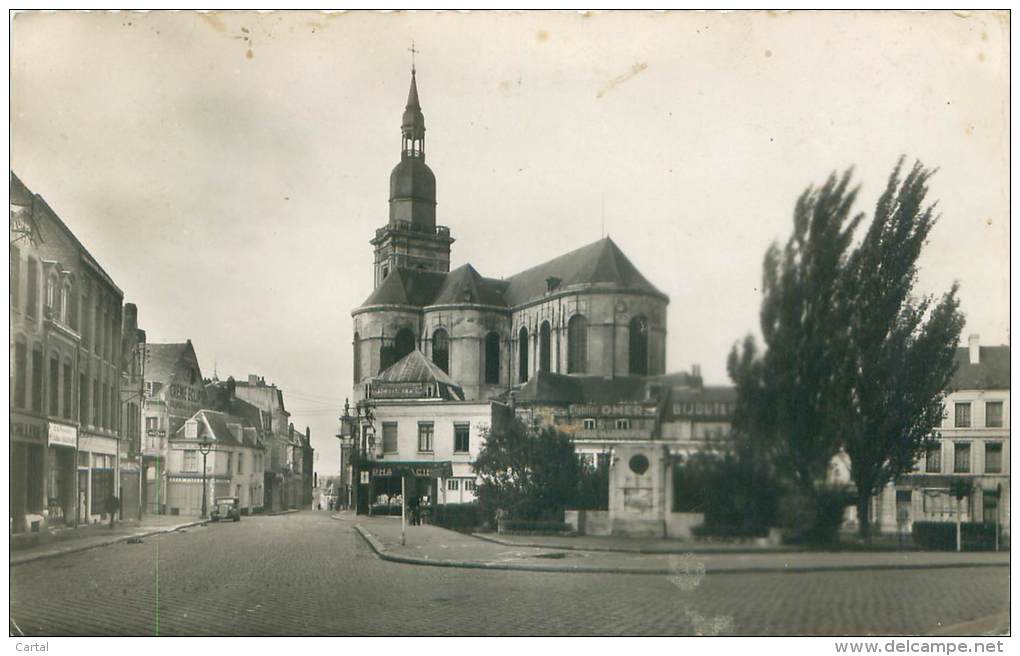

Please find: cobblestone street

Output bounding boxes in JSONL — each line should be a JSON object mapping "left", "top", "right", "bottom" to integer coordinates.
{"left": 9, "top": 511, "right": 1009, "bottom": 636}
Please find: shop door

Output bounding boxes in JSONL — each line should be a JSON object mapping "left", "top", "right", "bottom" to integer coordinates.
{"left": 91, "top": 469, "right": 114, "bottom": 519}
{"left": 77, "top": 470, "right": 89, "bottom": 524}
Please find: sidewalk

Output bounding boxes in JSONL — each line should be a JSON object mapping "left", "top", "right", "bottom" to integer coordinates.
{"left": 472, "top": 532, "right": 798, "bottom": 555}
{"left": 352, "top": 516, "right": 1010, "bottom": 576}
{"left": 10, "top": 514, "right": 206, "bottom": 566}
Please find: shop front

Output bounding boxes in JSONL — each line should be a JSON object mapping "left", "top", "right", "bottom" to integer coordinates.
{"left": 368, "top": 461, "right": 453, "bottom": 520}
{"left": 46, "top": 421, "right": 78, "bottom": 527}
{"left": 11, "top": 414, "right": 48, "bottom": 533}
{"left": 78, "top": 434, "right": 120, "bottom": 524}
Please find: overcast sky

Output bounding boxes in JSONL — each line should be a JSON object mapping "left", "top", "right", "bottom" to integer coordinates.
{"left": 11, "top": 11, "right": 1009, "bottom": 473}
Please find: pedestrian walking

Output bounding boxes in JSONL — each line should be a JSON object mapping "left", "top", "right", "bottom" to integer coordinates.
{"left": 106, "top": 495, "right": 120, "bottom": 529}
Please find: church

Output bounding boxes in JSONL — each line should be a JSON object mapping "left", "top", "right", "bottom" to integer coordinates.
{"left": 351, "top": 69, "right": 670, "bottom": 398}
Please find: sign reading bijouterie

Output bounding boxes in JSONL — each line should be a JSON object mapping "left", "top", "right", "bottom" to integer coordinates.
{"left": 370, "top": 461, "right": 453, "bottom": 478}
{"left": 671, "top": 402, "right": 735, "bottom": 418}
{"left": 48, "top": 422, "right": 78, "bottom": 448}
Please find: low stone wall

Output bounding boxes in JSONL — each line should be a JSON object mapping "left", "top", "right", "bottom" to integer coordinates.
{"left": 564, "top": 509, "right": 611, "bottom": 536}
{"left": 665, "top": 512, "right": 704, "bottom": 539}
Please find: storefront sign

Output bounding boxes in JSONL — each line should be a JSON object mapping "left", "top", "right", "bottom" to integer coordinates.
{"left": 11, "top": 416, "right": 47, "bottom": 444}
{"left": 671, "top": 402, "right": 734, "bottom": 419}
{"left": 168, "top": 383, "right": 204, "bottom": 403}
{"left": 371, "top": 382, "right": 432, "bottom": 399}
{"left": 569, "top": 403, "right": 656, "bottom": 418}
{"left": 48, "top": 422, "right": 78, "bottom": 448}
{"left": 369, "top": 461, "right": 453, "bottom": 478}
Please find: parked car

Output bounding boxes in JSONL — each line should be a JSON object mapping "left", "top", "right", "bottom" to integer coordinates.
{"left": 210, "top": 497, "right": 241, "bottom": 522}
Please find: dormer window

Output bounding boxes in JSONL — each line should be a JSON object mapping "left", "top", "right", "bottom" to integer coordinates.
{"left": 546, "top": 276, "right": 561, "bottom": 293}
{"left": 185, "top": 420, "right": 198, "bottom": 439}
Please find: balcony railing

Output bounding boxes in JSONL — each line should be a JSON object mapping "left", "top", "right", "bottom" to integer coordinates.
{"left": 375, "top": 221, "right": 450, "bottom": 240}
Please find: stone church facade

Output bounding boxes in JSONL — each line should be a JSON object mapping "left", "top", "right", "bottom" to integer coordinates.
{"left": 351, "top": 70, "right": 669, "bottom": 402}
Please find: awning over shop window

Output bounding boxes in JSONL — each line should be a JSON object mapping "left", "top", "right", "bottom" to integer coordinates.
{"left": 369, "top": 461, "right": 453, "bottom": 478}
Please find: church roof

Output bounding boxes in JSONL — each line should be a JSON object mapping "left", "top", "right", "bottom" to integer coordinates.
{"left": 359, "top": 268, "right": 447, "bottom": 307}
{"left": 507, "top": 371, "right": 654, "bottom": 405}
{"left": 502, "top": 237, "right": 667, "bottom": 307}
{"left": 432, "top": 264, "right": 508, "bottom": 306}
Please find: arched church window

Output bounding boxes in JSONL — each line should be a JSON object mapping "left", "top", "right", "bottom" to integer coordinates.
{"left": 567, "top": 314, "right": 588, "bottom": 374}
{"left": 484, "top": 332, "right": 500, "bottom": 385}
{"left": 395, "top": 328, "right": 416, "bottom": 362}
{"left": 539, "top": 321, "right": 551, "bottom": 374}
{"left": 518, "top": 326, "right": 529, "bottom": 384}
{"left": 432, "top": 328, "right": 449, "bottom": 374}
{"left": 353, "top": 332, "right": 361, "bottom": 384}
{"left": 629, "top": 315, "right": 649, "bottom": 375}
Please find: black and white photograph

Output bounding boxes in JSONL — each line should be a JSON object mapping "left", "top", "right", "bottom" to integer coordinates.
{"left": 7, "top": 8, "right": 1012, "bottom": 645}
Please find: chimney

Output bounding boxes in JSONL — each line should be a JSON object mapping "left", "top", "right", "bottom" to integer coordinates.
{"left": 969, "top": 334, "right": 980, "bottom": 364}
{"left": 248, "top": 374, "right": 259, "bottom": 385}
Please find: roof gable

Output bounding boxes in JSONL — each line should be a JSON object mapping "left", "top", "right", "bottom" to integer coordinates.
{"left": 144, "top": 341, "right": 201, "bottom": 385}
{"left": 951, "top": 346, "right": 1010, "bottom": 391}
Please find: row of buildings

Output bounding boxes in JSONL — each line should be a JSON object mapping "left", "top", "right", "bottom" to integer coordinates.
{"left": 336, "top": 68, "right": 1009, "bottom": 539}
{"left": 10, "top": 173, "right": 314, "bottom": 534}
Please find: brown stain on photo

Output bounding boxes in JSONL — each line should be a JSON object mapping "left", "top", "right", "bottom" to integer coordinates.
{"left": 596, "top": 62, "right": 649, "bottom": 99}
{"left": 201, "top": 13, "right": 227, "bottom": 33}
{"left": 536, "top": 30, "right": 549, "bottom": 43}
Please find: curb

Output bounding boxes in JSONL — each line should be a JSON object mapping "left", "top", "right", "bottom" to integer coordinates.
{"left": 470, "top": 532, "right": 797, "bottom": 556}
{"left": 353, "top": 525, "right": 1010, "bottom": 576}
{"left": 266, "top": 508, "right": 301, "bottom": 516}
{"left": 10, "top": 520, "right": 206, "bottom": 566}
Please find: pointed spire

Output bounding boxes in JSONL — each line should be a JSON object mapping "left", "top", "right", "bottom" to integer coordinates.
{"left": 406, "top": 70, "right": 421, "bottom": 111}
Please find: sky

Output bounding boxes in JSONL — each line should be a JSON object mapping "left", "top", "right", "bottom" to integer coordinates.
{"left": 11, "top": 10, "right": 1009, "bottom": 475}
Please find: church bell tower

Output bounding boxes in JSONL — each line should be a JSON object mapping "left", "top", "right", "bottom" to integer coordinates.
{"left": 370, "top": 66, "right": 454, "bottom": 289}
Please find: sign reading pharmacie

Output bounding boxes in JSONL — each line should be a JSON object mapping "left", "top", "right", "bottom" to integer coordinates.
{"left": 48, "top": 421, "right": 78, "bottom": 448}
{"left": 369, "top": 461, "right": 454, "bottom": 478}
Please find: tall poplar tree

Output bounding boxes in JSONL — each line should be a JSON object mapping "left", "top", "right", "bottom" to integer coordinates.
{"left": 834, "top": 160, "right": 965, "bottom": 538}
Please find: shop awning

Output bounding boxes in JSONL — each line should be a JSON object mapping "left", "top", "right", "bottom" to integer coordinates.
{"left": 369, "top": 461, "right": 454, "bottom": 478}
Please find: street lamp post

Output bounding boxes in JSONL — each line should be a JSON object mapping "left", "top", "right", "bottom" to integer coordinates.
{"left": 339, "top": 398, "right": 374, "bottom": 516}
{"left": 198, "top": 435, "right": 213, "bottom": 519}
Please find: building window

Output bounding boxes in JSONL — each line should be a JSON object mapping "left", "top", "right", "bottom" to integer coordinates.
{"left": 31, "top": 346, "right": 43, "bottom": 412}
{"left": 14, "top": 341, "right": 27, "bottom": 408}
{"left": 352, "top": 332, "right": 361, "bottom": 384}
{"left": 925, "top": 445, "right": 942, "bottom": 473}
{"left": 518, "top": 326, "right": 529, "bottom": 383}
{"left": 629, "top": 315, "right": 649, "bottom": 375}
{"left": 464, "top": 479, "right": 476, "bottom": 492}
{"left": 10, "top": 245, "right": 19, "bottom": 309}
{"left": 954, "top": 402, "right": 971, "bottom": 428}
{"left": 183, "top": 450, "right": 198, "bottom": 472}
{"left": 395, "top": 328, "right": 415, "bottom": 362}
{"left": 454, "top": 423, "right": 470, "bottom": 453}
{"left": 447, "top": 478, "right": 460, "bottom": 491}
{"left": 567, "top": 314, "right": 588, "bottom": 374}
{"left": 922, "top": 489, "right": 951, "bottom": 515}
{"left": 615, "top": 418, "right": 631, "bottom": 430}
{"left": 48, "top": 356, "right": 60, "bottom": 416}
{"left": 185, "top": 420, "right": 197, "bottom": 439}
{"left": 62, "top": 362, "right": 72, "bottom": 420}
{"left": 484, "top": 332, "right": 500, "bottom": 385}
{"left": 583, "top": 418, "right": 596, "bottom": 430}
{"left": 382, "top": 422, "right": 398, "bottom": 454}
{"left": 45, "top": 273, "right": 57, "bottom": 314}
{"left": 79, "top": 374, "right": 88, "bottom": 424}
{"left": 26, "top": 258, "right": 38, "bottom": 319}
{"left": 417, "top": 422, "right": 434, "bottom": 452}
{"left": 953, "top": 442, "right": 971, "bottom": 473}
{"left": 982, "top": 491, "right": 999, "bottom": 523}
{"left": 92, "top": 379, "right": 100, "bottom": 427}
{"left": 539, "top": 322, "right": 551, "bottom": 373}
{"left": 985, "top": 401, "right": 1003, "bottom": 428}
{"left": 227, "top": 453, "right": 233, "bottom": 474}
{"left": 432, "top": 329, "right": 449, "bottom": 374}
{"left": 985, "top": 442, "right": 1003, "bottom": 474}
{"left": 147, "top": 416, "right": 160, "bottom": 433}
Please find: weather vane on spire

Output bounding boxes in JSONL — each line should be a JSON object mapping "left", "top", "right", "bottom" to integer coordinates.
{"left": 408, "top": 40, "right": 419, "bottom": 74}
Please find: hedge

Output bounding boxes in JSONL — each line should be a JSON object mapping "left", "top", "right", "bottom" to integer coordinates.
{"left": 499, "top": 519, "right": 573, "bottom": 533}
{"left": 369, "top": 504, "right": 402, "bottom": 517}
{"left": 912, "top": 521, "right": 999, "bottom": 551}
{"left": 433, "top": 503, "right": 483, "bottom": 531}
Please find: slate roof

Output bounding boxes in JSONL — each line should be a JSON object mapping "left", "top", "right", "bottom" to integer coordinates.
{"left": 950, "top": 346, "right": 1010, "bottom": 391}
{"left": 508, "top": 371, "right": 654, "bottom": 405}
{"left": 173, "top": 409, "right": 262, "bottom": 449}
{"left": 502, "top": 237, "right": 667, "bottom": 307}
{"left": 356, "top": 237, "right": 665, "bottom": 310}
{"left": 144, "top": 342, "right": 197, "bottom": 384}
{"left": 370, "top": 349, "right": 465, "bottom": 400}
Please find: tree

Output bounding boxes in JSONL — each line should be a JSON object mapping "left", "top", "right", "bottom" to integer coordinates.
{"left": 835, "top": 160, "right": 965, "bottom": 538}
{"left": 738, "top": 171, "right": 864, "bottom": 500}
{"left": 473, "top": 417, "right": 581, "bottom": 522}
